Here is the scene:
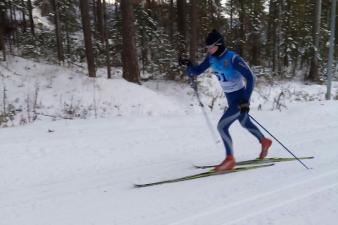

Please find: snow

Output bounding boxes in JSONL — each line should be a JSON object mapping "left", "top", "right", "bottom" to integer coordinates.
{"left": 0, "top": 56, "right": 191, "bottom": 126}
{"left": 1, "top": 56, "right": 338, "bottom": 225}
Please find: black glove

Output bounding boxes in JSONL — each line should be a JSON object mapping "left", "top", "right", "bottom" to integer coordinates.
{"left": 178, "top": 57, "right": 192, "bottom": 67}
{"left": 238, "top": 100, "right": 250, "bottom": 113}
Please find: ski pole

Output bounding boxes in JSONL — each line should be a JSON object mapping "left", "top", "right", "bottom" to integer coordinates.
{"left": 190, "top": 78, "right": 220, "bottom": 144}
{"left": 178, "top": 57, "right": 220, "bottom": 144}
{"left": 248, "top": 114, "right": 311, "bottom": 170}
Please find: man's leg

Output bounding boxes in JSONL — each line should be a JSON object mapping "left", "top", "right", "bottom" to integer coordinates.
{"left": 238, "top": 113, "right": 264, "bottom": 141}
{"left": 214, "top": 107, "right": 239, "bottom": 171}
{"left": 238, "top": 113, "right": 272, "bottom": 159}
{"left": 217, "top": 108, "right": 240, "bottom": 156}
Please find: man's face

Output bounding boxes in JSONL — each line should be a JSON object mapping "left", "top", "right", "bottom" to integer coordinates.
{"left": 207, "top": 45, "right": 218, "bottom": 54}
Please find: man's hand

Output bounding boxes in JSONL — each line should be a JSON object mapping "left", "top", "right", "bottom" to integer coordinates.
{"left": 186, "top": 66, "right": 195, "bottom": 78}
{"left": 178, "top": 57, "right": 192, "bottom": 67}
{"left": 238, "top": 100, "right": 250, "bottom": 113}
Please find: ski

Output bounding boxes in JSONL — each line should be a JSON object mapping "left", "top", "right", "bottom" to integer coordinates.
{"left": 134, "top": 163, "right": 274, "bottom": 188}
{"left": 194, "top": 156, "right": 314, "bottom": 169}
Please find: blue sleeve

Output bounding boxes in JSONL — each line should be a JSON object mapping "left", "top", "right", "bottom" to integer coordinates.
{"left": 187, "top": 56, "right": 210, "bottom": 76}
{"left": 232, "top": 55, "right": 255, "bottom": 101}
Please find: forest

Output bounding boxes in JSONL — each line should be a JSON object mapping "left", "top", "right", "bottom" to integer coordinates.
{"left": 1, "top": 0, "right": 337, "bottom": 84}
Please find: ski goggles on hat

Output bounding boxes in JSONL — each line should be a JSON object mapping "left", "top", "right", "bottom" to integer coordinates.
{"left": 206, "top": 38, "right": 223, "bottom": 49}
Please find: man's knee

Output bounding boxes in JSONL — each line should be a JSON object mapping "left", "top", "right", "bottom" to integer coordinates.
{"left": 238, "top": 114, "right": 249, "bottom": 127}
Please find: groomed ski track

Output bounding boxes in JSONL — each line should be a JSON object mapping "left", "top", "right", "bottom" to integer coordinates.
{"left": 0, "top": 101, "right": 338, "bottom": 225}
{"left": 164, "top": 167, "right": 338, "bottom": 225}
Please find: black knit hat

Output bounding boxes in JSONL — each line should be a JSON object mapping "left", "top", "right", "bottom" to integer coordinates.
{"left": 205, "top": 29, "right": 225, "bottom": 47}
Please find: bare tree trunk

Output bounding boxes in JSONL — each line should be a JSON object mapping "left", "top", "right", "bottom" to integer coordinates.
{"left": 308, "top": 0, "right": 322, "bottom": 82}
{"left": 230, "top": 0, "right": 233, "bottom": 32}
{"left": 209, "top": 0, "right": 217, "bottom": 23}
{"left": 52, "top": 0, "right": 64, "bottom": 63}
{"left": 169, "top": 0, "right": 174, "bottom": 41}
{"left": 79, "top": 0, "right": 96, "bottom": 77}
{"left": 276, "top": 3, "right": 282, "bottom": 78}
{"left": 266, "top": 0, "right": 274, "bottom": 68}
{"left": 238, "top": 0, "right": 246, "bottom": 56}
{"left": 41, "top": 0, "right": 52, "bottom": 16}
{"left": 102, "top": 0, "right": 111, "bottom": 79}
{"left": 12, "top": 0, "right": 19, "bottom": 47}
{"left": 92, "top": 0, "right": 97, "bottom": 30}
{"left": 189, "top": 0, "right": 197, "bottom": 63}
{"left": 7, "top": 0, "right": 14, "bottom": 53}
{"left": 96, "top": 0, "right": 104, "bottom": 42}
{"left": 0, "top": 5, "right": 6, "bottom": 61}
{"left": 21, "top": 0, "right": 27, "bottom": 32}
{"left": 65, "top": 15, "right": 71, "bottom": 57}
{"left": 114, "top": 1, "right": 118, "bottom": 20}
{"left": 177, "top": 0, "right": 186, "bottom": 57}
{"left": 269, "top": 0, "right": 281, "bottom": 77}
{"left": 146, "top": 0, "right": 151, "bottom": 9}
{"left": 283, "top": 0, "right": 291, "bottom": 69}
{"left": 121, "top": 0, "right": 140, "bottom": 84}
{"left": 0, "top": 31, "right": 5, "bottom": 61}
{"left": 64, "top": 3, "right": 72, "bottom": 58}
{"left": 27, "top": 0, "right": 35, "bottom": 36}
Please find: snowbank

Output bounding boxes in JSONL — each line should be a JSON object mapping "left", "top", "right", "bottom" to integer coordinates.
{"left": 0, "top": 56, "right": 337, "bottom": 128}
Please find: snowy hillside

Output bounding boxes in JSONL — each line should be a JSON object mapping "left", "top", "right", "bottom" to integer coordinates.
{"left": 0, "top": 56, "right": 191, "bottom": 127}
{"left": 0, "top": 56, "right": 338, "bottom": 225}
{"left": 1, "top": 56, "right": 337, "bottom": 128}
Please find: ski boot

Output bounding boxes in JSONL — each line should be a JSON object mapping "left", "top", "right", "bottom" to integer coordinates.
{"left": 259, "top": 137, "right": 272, "bottom": 159}
{"left": 214, "top": 155, "right": 236, "bottom": 172}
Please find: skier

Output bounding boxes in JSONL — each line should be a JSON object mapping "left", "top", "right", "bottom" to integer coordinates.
{"left": 181, "top": 29, "right": 272, "bottom": 172}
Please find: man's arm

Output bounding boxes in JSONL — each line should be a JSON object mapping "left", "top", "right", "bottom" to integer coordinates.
{"left": 187, "top": 56, "right": 210, "bottom": 76}
{"left": 233, "top": 55, "right": 255, "bottom": 101}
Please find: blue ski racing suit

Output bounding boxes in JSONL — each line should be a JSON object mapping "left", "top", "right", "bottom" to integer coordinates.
{"left": 187, "top": 49, "right": 264, "bottom": 156}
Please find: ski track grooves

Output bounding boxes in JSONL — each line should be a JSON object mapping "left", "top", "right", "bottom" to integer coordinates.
{"left": 165, "top": 168, "right": 338, "bottom": 225}
{"left": 0, "top": 157, "right": 194, "bottom": 209}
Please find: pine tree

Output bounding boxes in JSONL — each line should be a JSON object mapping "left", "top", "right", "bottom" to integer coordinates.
{"left": 52, "top": 0, "right": 65, "bottom": 63}
{"left": 0, "top": 2, "right": 7, "bottom": 61}
{"left": 189, "top": 0, "right": 197, "bottom": 63}
{"left": 27, "top": 0, "right": 35, "bottom": 36}
{"left": 177, "top": 0, "right": 187, "bottom": 57}
{"left": 121, "top": 0, "right": 140, "bottom": 84}
{"left": 79, "top": 0, "right": 96, "bottom": 77}
{"left": 308, "top": 0, "right": 322, "bottom": 82}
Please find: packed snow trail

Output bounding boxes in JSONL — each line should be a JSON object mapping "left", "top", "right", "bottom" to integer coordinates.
{"left": 0, "top": 101, "right": 338, "bottom": 225}
{"left": 165, "top": 167, "right": 338, "bottom": 225}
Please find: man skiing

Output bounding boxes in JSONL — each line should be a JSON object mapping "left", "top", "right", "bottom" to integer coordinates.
{"left": 182, "top": 29, "right": 272, "bottom": 172}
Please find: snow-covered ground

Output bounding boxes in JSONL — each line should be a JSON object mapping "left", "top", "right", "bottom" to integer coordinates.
{"left": 1, "top": 56, "right": 337, "bottom": 127}
{"left": 1, "top": 56, "right": 338, "bottom": 225}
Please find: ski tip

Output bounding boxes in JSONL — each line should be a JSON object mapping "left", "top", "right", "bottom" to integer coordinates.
{"left": 133, "top": 183, "right": 161, "bottom": 188}
{"left": 264, "top": 163, "right": 275, "bottom": 167}
{"left": 133, "top": 184, "right": 144, "bottom": 188}
{"left": 193, "top": 164, "right": 214, "bottom": 169}
{"left": 211, "top": 163, "right": 274, "bottom": 174}
{"left": 240, "top": 163, "right": 275, "bottom": 168}
{"left": 254, "top": 156, "right": 315, "bottom": 160}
